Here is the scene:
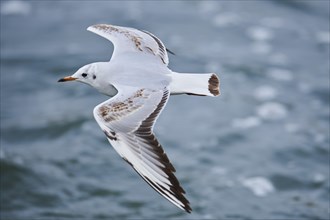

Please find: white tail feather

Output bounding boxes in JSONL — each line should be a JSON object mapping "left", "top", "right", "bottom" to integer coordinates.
{"left": 169, "top": 72, "right": 220, "bottom": 97}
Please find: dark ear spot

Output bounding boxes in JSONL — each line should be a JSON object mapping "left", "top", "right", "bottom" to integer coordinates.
{"left": 93, "top": 74, "right": 96, "bottom": 79}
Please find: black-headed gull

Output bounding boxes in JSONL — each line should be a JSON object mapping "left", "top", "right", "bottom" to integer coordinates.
{"left": 58, "top": 24, "right": 220, "bottom": 213}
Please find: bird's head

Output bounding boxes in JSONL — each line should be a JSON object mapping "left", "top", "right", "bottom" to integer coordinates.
{"left": 58, "top": 63, "right": 98, "bottom": 86}
{"left": 58, "top": 62, "right": 118, "bottom": 96}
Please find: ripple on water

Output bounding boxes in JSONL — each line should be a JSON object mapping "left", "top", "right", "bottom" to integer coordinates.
{"left": 266, "top": 68, "right": 293, "bottom": 81}
{"left": 76, "top": 182, "right": 123, "bottom": 200}
{"left": 198, "top": 1, "right": 219, "bottom": 14}
{"left": 120, "top": 200, "right": 145, "bottom": 209}
{"left": 246, "top": 26, "right": 274, "bottom": 41}
{"left": 253, "top": 85, "right": 278, "bottom": 101}
{"left": 1, "top": 117, "right": 88, "bottom": 143}
{"left": 316, "top": 31, "right": 330, "bottom": 44}
{"left": 256, "top": 102, "right": 287, "bottom": 120}
{"left": 241, "top": 176, "right": 275, "bottom": 197}
{"left": 268, "top": 53, "right": 288, "bottom": 65}
{"left": 217, "top": 132, "right": 246, "bottom": 147}
{"left": 1, "top": 158, "right": 63, "bottom": 213}
{"left": 213, "top": 13, "right": 240, "bottom": 28}
{"left": 270, "top": 174, "right": 306, "bottom": 191}
{"left": 231, "top": 116, "right": 261, "bottom": 129}
{"left": 251, "top": 42, "right": 272, "bottom": 54}
{"left": 260, "top": 17, "right": 284, "bottom": 28}
{"left": 274, "top": 144, "right": 329, "bottom": 167}
{"left": 0, "top": 0, "right": 31, "bottom": 16}
{"left": 284, "top": 123, "right": 300, "bottom": 133}
{"left": 311, "top": 87, "right": 330, "bottom": 105}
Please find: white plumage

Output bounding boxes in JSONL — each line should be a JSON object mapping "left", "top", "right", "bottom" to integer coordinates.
{"left": 58, "top": 24, "right": 220, "bottom": 213}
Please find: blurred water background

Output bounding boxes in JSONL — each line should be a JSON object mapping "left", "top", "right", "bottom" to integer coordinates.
{"left": 1, "top": 1, "right": 329, "bottom": 219}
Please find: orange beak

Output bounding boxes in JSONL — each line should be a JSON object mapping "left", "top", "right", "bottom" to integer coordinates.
{"left": 58, "top": 76, "right": 77, "bottom": 82}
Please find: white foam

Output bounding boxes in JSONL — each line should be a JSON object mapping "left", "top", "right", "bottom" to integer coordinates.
{"left": 242, "top": 177, "right": 275, "bottom": 197}
{"left": 256, "top": 102, "right": 287, "bottom": 120}
{"left": 267, "top": 68, "right": 293, "bottom": 81}
{"left": 199, "top": 1, "right": 219, "bottom": 14}
{"left": 232, "top": 116, "right": 261, "bottom": 129}
{"left": 253, "top": 85, "right": 278, "bottom": 101}
{"left": 247, "top": 26, "right": 273, "bottom": 41}
{"left": 0, "top": 0, "right": 31, "bottom": 15}
{"left": 316, "top": 31, "right": 330, "bottom": 44}
{"left": 213, "top": 13, "right": 239, "bottom": 27}
{"left": 313, "top": 173, "right": 325, "bottom": 184}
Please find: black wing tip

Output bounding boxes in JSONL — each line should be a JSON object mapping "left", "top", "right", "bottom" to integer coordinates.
{"left": 182, "top": 202, "right": 192, "bottom": 213}
{"left": 166, "top": 48, "right": 176, "bottom": 55}
{"left": 177, "top": 193, "right": 192, "bottom": 213}
{"left": 124, "top": 158, "right": 192, "bottom": 213}
{"left": 142, "top": 173, "right": 192, "bottom": 213}
{"left": 186, "top": 207, "right": 192, "bottom": 213}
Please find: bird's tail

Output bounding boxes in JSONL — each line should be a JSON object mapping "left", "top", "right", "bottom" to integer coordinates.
{"left": 169, "top": 72, "right": 220, "bottom": 97}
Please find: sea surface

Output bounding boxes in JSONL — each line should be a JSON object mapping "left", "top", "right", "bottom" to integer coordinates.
{"left": 1, "top": 1, "right": 329, "bottom": 219}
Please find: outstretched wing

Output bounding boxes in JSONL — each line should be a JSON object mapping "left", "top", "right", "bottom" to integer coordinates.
{"left": 87, "top": 24, "right": 170, "bottom": 65}
{"left": 93, "top": 85, "right": 191, "bottom": 213}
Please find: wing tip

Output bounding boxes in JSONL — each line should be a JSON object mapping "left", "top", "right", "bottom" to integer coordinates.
{"left": 87, "top": 23, "right": 114, "bottom": 32}
{"left": 86, "top": 25, "right": 94, "bottom": 32}
{"left": 209, "top": 73, "right": 220, "bottom": 96}
{"left": 130, "top": 161, "right": 192, "bottom": 213}
{"left": 142, "top": 173, "right": 192, "bottom": 213}
{"left": 179, "top": 199, "right": 192, "bottom": 213}
{"left": 184, "top": 205, "right": 192, "bottom": 213}
{"left": 87, "top": 24, "right": 103, "bottom": 32}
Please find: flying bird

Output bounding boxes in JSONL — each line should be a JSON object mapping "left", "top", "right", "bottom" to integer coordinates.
{"left": 58, "top": 24, "right": 220, "bottom": 213}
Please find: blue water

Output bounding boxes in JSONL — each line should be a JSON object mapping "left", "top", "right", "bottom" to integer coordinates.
{"left": 1, "top": 1, "right": 329, "bottom": 219}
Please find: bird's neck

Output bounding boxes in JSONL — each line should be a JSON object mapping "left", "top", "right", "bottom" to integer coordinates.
{"left": 97, "top": 83, "right": 118, "bottom": 97}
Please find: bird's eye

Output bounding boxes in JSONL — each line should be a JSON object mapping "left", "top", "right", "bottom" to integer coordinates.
{"left": 81, "top": 73, "right": 88, "bottom": 78}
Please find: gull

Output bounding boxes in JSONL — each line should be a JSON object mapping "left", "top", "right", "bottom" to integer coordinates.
{"left": 58, "top": 24, "right": 220, "bottom": 213}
